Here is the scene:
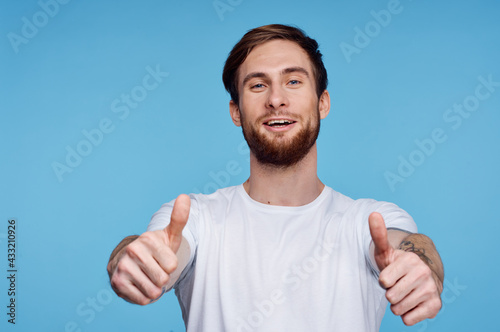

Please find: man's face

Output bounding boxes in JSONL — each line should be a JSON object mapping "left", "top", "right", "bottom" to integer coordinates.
{"left": 230, "top": 39, "right": 329, "bottom": 168}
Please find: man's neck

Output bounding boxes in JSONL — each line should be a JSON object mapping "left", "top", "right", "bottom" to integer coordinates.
{"left": 243, "top": 144, "right": 324, "bottom": 206}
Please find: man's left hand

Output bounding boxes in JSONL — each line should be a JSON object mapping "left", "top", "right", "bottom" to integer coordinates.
{"left": 369, "top": 212, "right": 443, "bottom": 326}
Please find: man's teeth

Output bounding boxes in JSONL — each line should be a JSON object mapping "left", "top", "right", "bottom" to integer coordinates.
{"left": 267, "top": 120, "right": 293, "bottom": 126}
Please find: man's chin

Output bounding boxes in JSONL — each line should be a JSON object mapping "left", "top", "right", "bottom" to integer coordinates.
{"left": 242, "top": 118, "right": 320, "bottom": 168}
{"left": 255, "top": 149, "right": 310, "bottom": 168}
{"left": 250, "top": 138, "right": 313, "bottom": 168}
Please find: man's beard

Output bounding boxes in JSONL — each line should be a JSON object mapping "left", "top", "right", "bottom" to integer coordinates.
{"left": 240, "top": 110, "right": 320, "bottom": 168}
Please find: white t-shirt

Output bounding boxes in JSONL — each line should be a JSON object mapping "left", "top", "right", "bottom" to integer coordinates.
{"left": 147, "top": 185, "right": 417, "bottom": 332}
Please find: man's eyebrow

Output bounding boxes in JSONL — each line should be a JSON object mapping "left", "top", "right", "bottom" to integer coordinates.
{"left": 242, "top": 72, "right": 267, "bottom": 87}
{"left": 241, "top": 67, "right": 310, "bottom": 87}
{"left": 281, "top": 66, "right": 310, "bottom": 77}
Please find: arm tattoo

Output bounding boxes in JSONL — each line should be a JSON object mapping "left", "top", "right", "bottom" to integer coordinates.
{"left": 398, "top": 240, "right": 434, "bottom": 265}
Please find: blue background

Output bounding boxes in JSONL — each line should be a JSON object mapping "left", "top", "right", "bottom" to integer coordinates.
{"left": 1, "top": 0, "right": 499, "bottom": 331}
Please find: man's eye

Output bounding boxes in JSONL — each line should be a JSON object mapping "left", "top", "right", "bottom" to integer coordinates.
{"left": 251, "top": 83, "right": 265, "bottom": 89}
{"left": 288, "top": 80, "right": 300, "bottom": 85}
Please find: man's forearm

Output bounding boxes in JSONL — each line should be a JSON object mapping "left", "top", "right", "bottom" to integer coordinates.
{"left": 398, "top": 233, "right": 444, "bottom": 290}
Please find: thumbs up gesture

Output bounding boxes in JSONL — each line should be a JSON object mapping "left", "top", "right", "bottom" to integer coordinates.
{"left": 369, "top": 212, "right": 444, "bottom": 326}
{"left": 165, "top": 194, "right": 191, "bottom": 253}
{"left": 108, "top": 194, "right": 191, "bottom": 305}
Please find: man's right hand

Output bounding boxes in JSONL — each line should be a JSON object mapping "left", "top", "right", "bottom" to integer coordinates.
{"left": 107, "top": 194, "right": 191, "bottom": 305}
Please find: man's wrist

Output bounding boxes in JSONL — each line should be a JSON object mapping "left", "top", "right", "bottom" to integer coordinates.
{"left": 397, "top": 234, "right": 444, "bottom": 286}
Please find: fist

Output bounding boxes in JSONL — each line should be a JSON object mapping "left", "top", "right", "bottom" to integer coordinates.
{"left": 108, "top": 194, "right": 191, "bottom": 305}
{"left": 369, "top": 212, "right": 443, "bottom": 326}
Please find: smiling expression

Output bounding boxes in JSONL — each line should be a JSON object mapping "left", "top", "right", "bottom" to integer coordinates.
{"left": 230, "top": 39, "right": 330, "bottom": 167}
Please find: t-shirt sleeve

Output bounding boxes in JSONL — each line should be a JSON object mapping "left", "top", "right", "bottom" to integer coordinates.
{"left": 358, "top": 200, "right": 418, "bottom": 277}
{"left": 146, "top": 194, "right": 200, "bottom": 289}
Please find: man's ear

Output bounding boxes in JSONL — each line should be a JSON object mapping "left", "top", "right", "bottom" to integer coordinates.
{"left": 229, "top": 100, "right": 241, "bottom": 127}
{"left": 319, "top": 90, "right": 331, "bottom": 120}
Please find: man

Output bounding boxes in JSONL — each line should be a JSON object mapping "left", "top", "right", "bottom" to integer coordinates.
{"left": 107, "top": 24, "right": 444, "bottom": 331}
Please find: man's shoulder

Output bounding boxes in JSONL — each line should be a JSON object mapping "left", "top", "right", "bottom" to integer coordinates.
{"left": 190, "top": 185, "right": 239, "bottom": 200}
{"left": 323, "top": 187, "right": 416, "bottom": 235}
{"left": 323, "top": 186, "right": 377, "bottom": 212}
{"left": 323, "top": 186, "right": 406, "bottom": 216}
{"left": 188, "top": 185, "right": 240, "bottom": 209}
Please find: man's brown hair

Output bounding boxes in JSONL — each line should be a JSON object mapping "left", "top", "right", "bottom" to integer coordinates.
{"left": 222, "top": 24, "right": 328, "bottom": 105}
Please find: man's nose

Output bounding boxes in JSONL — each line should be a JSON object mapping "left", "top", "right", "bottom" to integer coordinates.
{"left": 266, "top": 85, "right": 289, "bottom": 109}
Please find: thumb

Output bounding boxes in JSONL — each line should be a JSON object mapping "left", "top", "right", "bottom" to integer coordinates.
{"left": 369, "top": 212, "right": 393, "bottom": 271}
{"left": 165, "top": 194, "right": 191, "bottom": 253}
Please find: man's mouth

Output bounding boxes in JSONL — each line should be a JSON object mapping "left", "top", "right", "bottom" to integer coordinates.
{"left": 264, "top": 119, "right": 296, "bottom": 128}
